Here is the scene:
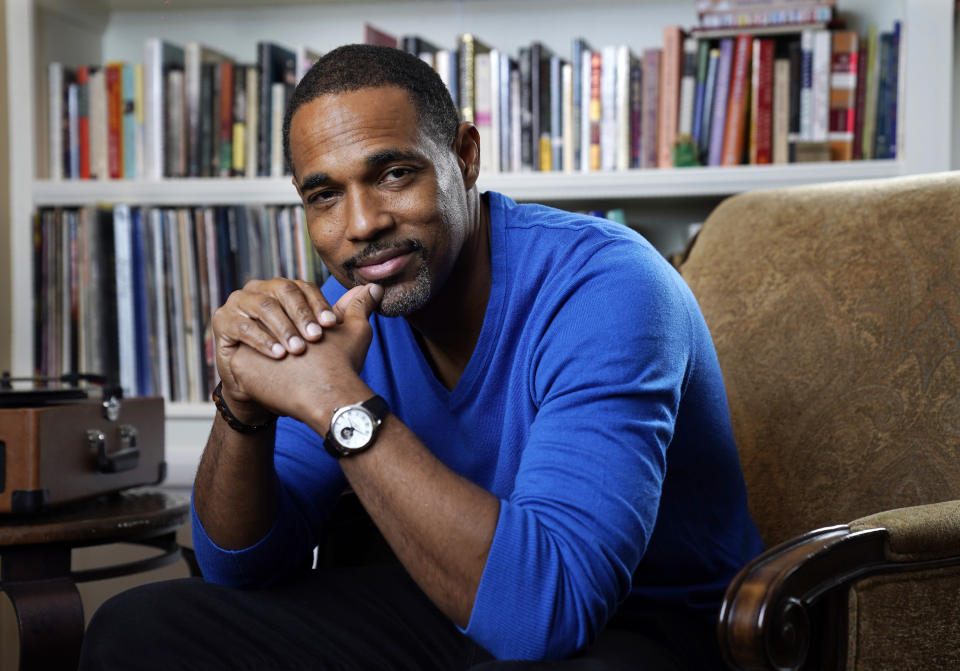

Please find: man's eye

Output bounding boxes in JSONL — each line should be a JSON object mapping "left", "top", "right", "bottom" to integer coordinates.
{"left": 383, "top": 168, "right": 412, "bottom": 182}
{"left": 308, "top": 190, "right": 336, "bottom": 204}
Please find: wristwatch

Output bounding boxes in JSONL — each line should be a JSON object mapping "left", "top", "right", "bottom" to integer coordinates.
{"left": 323, "top": 395, "right": 389, "bottom": 458}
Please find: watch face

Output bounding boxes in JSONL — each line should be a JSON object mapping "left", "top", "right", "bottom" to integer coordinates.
{"left": 331, "top": 406, "right": 375, "bottom": 451}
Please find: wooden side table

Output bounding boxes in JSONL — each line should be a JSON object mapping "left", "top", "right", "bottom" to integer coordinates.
{"left": 0, "top": 487, "right": 193, "bottom": 670}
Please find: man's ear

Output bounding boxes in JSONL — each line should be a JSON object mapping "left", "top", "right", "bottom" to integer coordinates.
{"left": 453, "top": 122, "right": 481, "bottom": 190}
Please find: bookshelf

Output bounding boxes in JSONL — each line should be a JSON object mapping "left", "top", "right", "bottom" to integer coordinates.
{"left": 3, "top": 0, "right": 956, "bottom": 487}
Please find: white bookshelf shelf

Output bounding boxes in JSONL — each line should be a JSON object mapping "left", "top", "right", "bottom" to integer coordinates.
{"left": 32, "top": 160, "right": 905, "bottom": 206}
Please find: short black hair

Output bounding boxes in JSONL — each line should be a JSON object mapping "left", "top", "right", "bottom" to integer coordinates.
{"left": 282, "top": 44, "right": 460, "bottom": 175}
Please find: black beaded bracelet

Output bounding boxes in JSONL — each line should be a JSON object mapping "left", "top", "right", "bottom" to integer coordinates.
{"left": 211, "top": 381, "right": 278, "bottom": 434}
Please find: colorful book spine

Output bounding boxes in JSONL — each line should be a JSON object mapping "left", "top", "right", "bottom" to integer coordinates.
{"left": 601, "top": 45, "right": 617, "bottom": 172}
{"left": 828, "top": 31, "right": 858, "bottom": 161}
{"left": 77, "top": 66, "right": 91, "bottom": 179}
{"left": 750, "top": 38, "right": 775, "bottom": 165}
{"left": 630, "top": 59, "right": 642, "bottom": 169}
{"left": 700, "top": 47, "right": 720, "bottom": 162}
{"left": 658, "top": 25, "right": 685, "bottom": 167}
{"left": 122, "top": 63, "right": 137, "bottom": 179}
{"left": 677, "top": 37, "right": 698, "bottom": 137}
{"left": 589, "top": 50, "right": 602, "bottom": 171}
{"left": 861, "top": 25, "right": 880, "bottom": 160}
{"left": 641, "top": 48, "right": 661, "bottom": 169}
{"left": 772, "top": 58, "right": 791, "bottom": 164}
{"left": 811, "top": 29, "right": 832, "bottom": 143}
{"left": 721, "top": 34, "right": 752, "bottom": 166}
{"left": 707, "top": 38, "right": 734, "bottom": 167}
{"left": 691, "top": 40, "right": 711, "bottom": 148}
{"left": 106, "top": 63, "right": 124, "bottom": 179}
{"left": 219, "top": 61, "right": 234, "bottom": 177}
{"left": 579, "top": 50, "right": 592, "bottom": 172}
{"left": 874, "top": 31, "right": 893, "bottom": 159}
{"left": 852, "top": 42, "right": 868, "bottom": 160}
{"left": 888, "top": 21, "right": 901, "bottom": 159}
{"left": 799, "top": 30, "right": 814, "bottom": 141}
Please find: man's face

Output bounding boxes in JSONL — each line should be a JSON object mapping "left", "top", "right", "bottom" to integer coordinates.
{"left": 289, "top": 86, "right": 468, "bottom": 317}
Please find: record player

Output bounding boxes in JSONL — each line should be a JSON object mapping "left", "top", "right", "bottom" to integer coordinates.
{"left": 0, "top": 373, "right": 166, "bottom": 514}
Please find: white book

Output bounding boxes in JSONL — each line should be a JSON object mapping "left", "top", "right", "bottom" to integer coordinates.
{"left": 500, "top": 56, "right": 512, "bottom": 173}
{"left": 615, "top": 46, "right": 630, "bottom": 172}
{"left": 773, "top": 59, "right": 790, "bottom": 164}
{"left": 144, "top": 38, "right": 184, "bottom": 179}
{"left": 164, "top": 210, "right": 188, "bottom": 401}
{"left": 678, "top": 38, "right": 698, "bottom": 137}
{"left": 90, "top": 69, "right": 108, "bottom": 180}
{"left": 245, "top": 66, "right": 259, "bottom": 179}
{"left": 562, "top": 62, "right": 574, "bottom": 174}
{"left": 48, "top": 63, "right": 63, "bottom": 180}
{"left": 270, "top": 82, "right": 285, "bottom": 177}
{"left": 580, "top": 50, "right": 592, "bottom": 172}
{"left": 435, "top": 50, "right": 453, "bottom": 101}
{"left": 811, "top": 29, "right": 831, "bottom": 143}
{"left": 509, "top": 67, "right": 522, "bottom": 173}
{"left": 488, "top": 49, "right": 501, "bottom": 175}
{"left": 601, "top": 45, "right": 617, "bottom": 172}
{"left": 67, "top": 83, "right": 79, "bottom": 179}
{"left": 475, "top": 52, "right": 493, "bottom": 175}
{"left": 177, "top": 210, "right": 201, "bottom": 402}
{"left": 800, "top": 30, "right": 814, "bottom": 142}
{"left": 113, "top": 204, "right": 137, "bottom": 397}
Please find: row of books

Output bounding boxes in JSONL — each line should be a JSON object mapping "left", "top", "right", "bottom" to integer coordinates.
{"left": 47, "top": 40, "right": 320, "bottom": 181}
{"left": 46, "top": 14, "right": 900, "bottom": 181}
{"left": 33, "top": 205, "right": 327, "bottom": 402}
{"left": 694, "top": 0, "right": 837, "bottom": 31}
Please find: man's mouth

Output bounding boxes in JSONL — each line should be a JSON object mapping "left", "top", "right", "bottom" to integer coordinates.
{"left": 346, "top": 241, "right": 423, "bottom": 283}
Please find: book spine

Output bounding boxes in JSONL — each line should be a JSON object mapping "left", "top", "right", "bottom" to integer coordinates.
{"left": 232, "top": 64, "right": 247, "bottom": 175}
{"left": 257, "top": 43, "right": 272, "bottom": 177}
{"left": 489, "top": 50, "right": 501, "bottom": 175}
{"left": 77, "top": 66, "right": 91, "bottom": 179}
{"left": 219, "top": 61, "right": 234, "bottom": 177}
{"left": 828, "top": 31, "right": 858, "bottom": 161}
{"left": 852, "top": 42, "right": 868, "bottom": 160}
{"left": 708, "top": 38, "right": 734, "bottom": 167}
{"left": 700, "top": 48, "right": 720, "bottom": 162}
{"left": 629, "top": 60, "right": 642, "bottom": 169}
{"left": 641, "top": 48, "right": 660, "bottom": 169}
{"left": 89, "top": 69, "right": 108, "bottom": 180}
{"left": 122, "top": 63, "right": 137, "bottom": 179}
{"left": 811, "top": 29, "right": 832, "bottom": 143}
{"left": 562, "top": 62, "right": 574, "bottom": 174}
{"left": 788, "top": 41, "right": 802, "bottom": 159}
{"left": 888, "top": 21, "right": 901, "bottom": 159}
{"left": 113, "top": 204, "right": 136, "bottom": 396}
{"left": 185, "top": 43, "right": 201, "bottom": 177}
{"left": 536, "top": 45, "right": 552, "bottom": 171}
{"left": 143, "top": 39, "right": 163, "bottom": 179}
{"left": 874, "top": 32, "right": 892, "bottom": 160}
{"left": 589, "top": 50, "right": 603, "bottom": 171}
{"left": 476, "top": 52, "right": 493, "bottom": 174}
{"left": 245, "top": 66, "right": 259, "bottom": 179}
{"left": 49, "top": 63, "right": 64, "bottom": 180}
{"left": 165, "top": 69, "right": 185, "bottom": 178}
{"left": 678, "top": 37, "right": 698, "bottom": 137}
{"left": 571, "top": 39, "right": 587, "bottom": 171}
{"left": 658, "top": 26, "right": 684, "bottom": 167}
{"left": 800, "top": 30, "right": 814, "bottom": 141}
{"left": 614, "top": 46, "right": 630, "bottom": 172}
{"left": 519, "top": 47, "right": 532, "bottom": 170}
{"left": 600, "top": 45, "right": 616, "bottom": 172}
{"left": 691, "top": 39, "right": 711, "bottom": 147}
{"left": 580, "top": 51, "right": 592, "bottom": 172}
{"left": 550, "top": 55, "right": 563, "bottom": 171}
{"left": 134, "top": 64, "right": 145, "bottom": 179}
{"left": 721, "top": 34, "right": 752, "bottom": 166}
{"left": 106, "top": 64, "right": 123, "bottom": 179}
{"left": 509, "top": 65, "right": 521, "bottom": 172}
{"left": 270, "top": 82, "right": 285, "bottom": 176}
{"left": 459, "top": 35, "right": 477, "bottom": 123}
{"left": 861, "top": 26, "right": 879, "bottom": 161}
{"left": 67, "top": 83, "right": 80, "bottom": 179}
{"left": 752, "top": 38, "right": 774, "bottom": 165}
{"left": 772, "top": 58, "right": 791, "bottom": 164}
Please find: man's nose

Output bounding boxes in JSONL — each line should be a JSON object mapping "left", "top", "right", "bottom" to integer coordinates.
{"left": 344, "top": 188, "right": 394, "bottom": 240}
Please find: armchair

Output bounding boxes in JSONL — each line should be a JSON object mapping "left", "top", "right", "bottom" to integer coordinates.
{"left": 678, "top": 171, "right": 960, "bottom": 670}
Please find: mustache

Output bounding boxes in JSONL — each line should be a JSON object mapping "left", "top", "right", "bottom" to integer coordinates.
{"left": 343, "top": 238, "right": 425, "bottom": 273}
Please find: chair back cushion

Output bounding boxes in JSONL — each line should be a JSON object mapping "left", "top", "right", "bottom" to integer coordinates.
{"left": 679, "top": 172, "right": 960, "bottom": 547}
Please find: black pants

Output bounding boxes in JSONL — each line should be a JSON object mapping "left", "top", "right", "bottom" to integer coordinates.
{"left": 78, "top": 564, "right": 724, "bottom": 670}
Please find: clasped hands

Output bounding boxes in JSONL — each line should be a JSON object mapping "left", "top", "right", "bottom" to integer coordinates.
{"left": 211, "top": 278, "right": 383, "bottom": 427}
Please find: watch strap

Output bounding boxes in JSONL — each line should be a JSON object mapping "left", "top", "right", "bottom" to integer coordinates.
{"left": 324, "top": 395, "right": 389, "bottom": 458}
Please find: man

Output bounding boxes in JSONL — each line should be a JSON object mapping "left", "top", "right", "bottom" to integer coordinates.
{"left": 80, "top": 44, "right": 763, "bottom": 670}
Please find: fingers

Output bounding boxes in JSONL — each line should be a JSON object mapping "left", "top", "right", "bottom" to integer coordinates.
{"left": 332, "top": 284, "right": 383, "bottom": 323}
{"left": 215, "top": 279, "right": 333, "bottom": 359}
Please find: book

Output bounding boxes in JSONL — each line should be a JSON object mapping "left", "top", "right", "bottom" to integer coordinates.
{"left": 77, "top": 66, "right": 91, "bottom": 179}
{"left": 550, "top": 54, "right": 563, "bottom": 171}
{"left": 89, "top": 68, "right": 108, "bottom": 180}
{"left": 658, "top": 26, "right": 686, "bottom": 167}
{"left": 199, "top": 63, "right": 216, "bottom": 176}
{"left": 502, "top": 56, "right": 516, "bottom": 173}
{"left": 571, "top": 38, "right": 592, "bottom": 172}
{"left": 509, "top": 62, "right": 522, "bottom": 172}
{"left": 518, "top": 46, "right": 533, "bottom": 170}
{"left": 678, "top": 37, "right": 698, "bottom": 137}
{"left": 106, "top": 63, "right": 124, "bottom": 179}
{"left": 232, "top": 64, "right": 247, "bottom": 175}
{"left": 600, "top": 45, "right": 616, "bottom": 172}
{"left": 458, "top": 34, "right": 491, "bottom": 124}
{"left": 295, "top": 46, "right": 322, "bottom": 84}
{"left": 641, "top": 48, "right": 661, "bottom": 169}
{"left": 245, "top": 65, "right": 259, "bottom": 179}
{"left": 615, "top": 46, "right": 634, "bottom": 172}
{"left": 147, "top": 208, "right": 171, "bottom": 400}
{"left": 691, "top": 39, "right": 711, "bottom": 149}
{"left": 134, "top": 64, "right": 145, "bottom": 179}
{"left": 48, "top": 63, "right": 64, "bottom": 180}
{"left": 270, "top": 81, "right": 286, "bottom": 176}
{"left": 363, "top": 23, "right": 397, "bottom": 48}
{"left": 861, "top": 26, "right": 880, "bottom": 160}
{"left": 851, "top": 41, "right": 868, "bottom": 160}
{"left": 707, "top": 38, "right": 734, "bottom": 167}
{"left": 888, "top": 21, "right": 901, "bottom": 159}
{"left": 530, "top": 42, "right": 554, "bottom": 171}
{"left": 113, "top": 204, "right": 136, "bottom": 396}
{"left": 580, "top": 49, "right": 592, "bottom": 172}
{"left": 828, "top": 31, "right": 858, "bottom": 161}
{"left": 800, "top": 30, "right": 814, "bottom": 141}
{"left": 165, "top": 68, "right": 186, "bottom": 177}
{"left": 874, "top": 31, "right": 893, "bottom": 159}
{"left": 122, "top": 64, "right": 137, "bottom": 179}
{"left": 184, "top": 42, "right": 232, "bottom": 177}
{"left": 562, "top": 61, "right": 574, "bottom": 173}
{"left": 772, "top": 57, "right": 791, "bottom": 163}
{"left": 749, "top": 38, "right": 774, "bottom": 164}
{"left": 144, "top": 38, "right": 185, "bottom": 179}
{"left": 787, "top": 40, "right": 802, "bottom": 159}
{"left": 588, "top": 49, "right": 603, "bottom": 171}
{"left": 721, "top": 34, "right": 752, "bottom": 166}
{"left": 489, "top": 49, "right": 501, "bottom": 175}
{"left": 131, "top": 208, "right": 153, "bottom": 396}
{"left": 629, "top": 59, "right": 642, "bottom": 169}
{"left": 66, "top": 81, "right": 79, "bottom": 180}
{"left": 475, "top": 50, "right": 493, "bottom": 174}
{"left": 218, "top": 61, "right": 234, "bottom": 177}
{"left": 256, "top": 42, "right": 296, "bottom": 177}
{"left": 699, "top": 47, "right": 720, "bottom": 162}
{"left": 811, "top": 29, "right": 832, "bottom": 143}
{"left": 401, "top": 36, "right": 439, "bottom": 66}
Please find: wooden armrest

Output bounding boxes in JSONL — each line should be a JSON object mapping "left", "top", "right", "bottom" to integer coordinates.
{"left": 718, "top": 507, "right": 960, "bottom": 671}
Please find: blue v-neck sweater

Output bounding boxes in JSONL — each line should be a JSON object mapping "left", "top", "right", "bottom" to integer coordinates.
{"left": 192, "top": 191, "right": 763, "bottom": 660}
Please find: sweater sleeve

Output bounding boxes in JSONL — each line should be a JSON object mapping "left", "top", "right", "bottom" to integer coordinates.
{"left": 463, "top": 244, "right": 695, "bottom": 659}
{"left": 191, "top": 416, "right": 347, "bottom": 587}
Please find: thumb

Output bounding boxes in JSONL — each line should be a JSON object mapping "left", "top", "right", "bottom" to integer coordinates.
{"left": 345, "top": 283, "right": 383, "bottom": 322}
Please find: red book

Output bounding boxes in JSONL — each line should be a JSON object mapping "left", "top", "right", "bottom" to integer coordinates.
{"left": 750, "top": 38, "right": 775, "bottom": 164}
{"left": 658, "top": 25, "right": 685, "bottom": 167}
{"left": 829, "top": 31, "right": 858, "bottom": 161}
{"left": 219, "top": 61, "right": 234, "bottom": 177}
{"left": 105, "top": 63, "right": 124, "bottom": 179}
{"left": 76, "top": 66, "right": 91, "bottom": 179}
{"left": 722, "top": 34, "right": 752, "bottom": 166}
{"left": 364, "top": 23, "right": 397, "bottom": 48}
